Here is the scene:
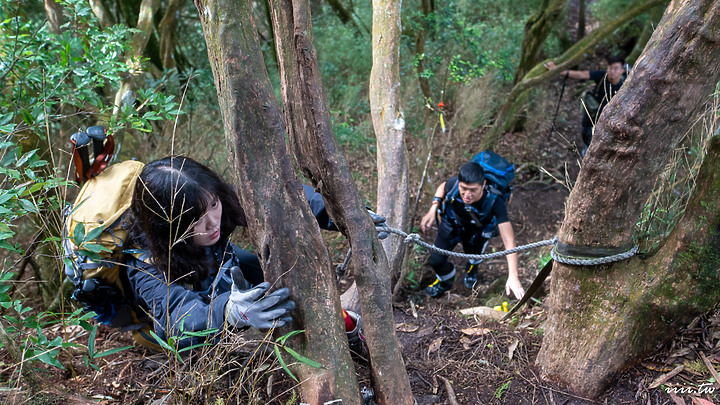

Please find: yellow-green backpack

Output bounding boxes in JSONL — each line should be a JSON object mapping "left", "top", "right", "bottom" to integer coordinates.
{"left": 62, "top": 160, "right": 144, "bottom": 328}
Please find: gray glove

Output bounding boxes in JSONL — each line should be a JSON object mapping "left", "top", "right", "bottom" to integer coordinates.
{"left": 225, "top": 267, "right": 295, "bottom": 329}
{"left": 367, "top": 209, "right": 389, "bottom": 240}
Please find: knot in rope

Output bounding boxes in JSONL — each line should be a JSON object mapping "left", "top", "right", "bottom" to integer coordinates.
{"left": 404, "top": 233, "right": 421, "bottom": 244}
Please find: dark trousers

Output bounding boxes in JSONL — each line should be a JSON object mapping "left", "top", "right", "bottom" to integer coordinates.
{"left": 430, "top": 221, "right": 488, "bottom": 277}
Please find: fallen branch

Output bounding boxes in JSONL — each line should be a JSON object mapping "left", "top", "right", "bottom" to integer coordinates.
{"left": 437, "top": 375, "right": 460, "bottom": 405}
{"left": 648, "top": 364, "right": 685, "bottom": 389}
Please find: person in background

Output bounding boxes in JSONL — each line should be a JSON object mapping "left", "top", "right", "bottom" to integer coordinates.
{"left": 545, "top": 56, "right": 626, "bottom": 155}
{"left": 420, "top": 162, "right": 524, "bottom": 300}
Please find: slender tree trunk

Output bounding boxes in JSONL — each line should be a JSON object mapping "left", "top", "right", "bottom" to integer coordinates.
{"left": 481, "top": 0, "right": 666, "bottom": 150}
{"left": 112, "top": 0, "right": 160, "bottom": 118}
{"left": 514, "top": 0, "right": 565, "bottom": 84}
{"left": 626, "top": 5, "right": 664, "bottom": 66}
{"left": 577, "top": 0, "right": 585, "bottom": 41}
{"left": 268, "top": 1, "right": 414, "bottom": 404}
{"left": 89, "top": 0, "right": 115, "bottom": 28}
{"left": 537, "top": 0, "right": 720, "bottom": 398}
{"left": 194, "top": 0, "right": 361, "bottom": 403}
{"left": 414, "top": 0, "right": 433, "bottom": 100}
{"left": 158, "top": 0, "right": 186, "bottom": 69}
{"left": 44, "top": 0, "right": 65, "bottom": 34}
{"left": 370, "top": 0, "right": 409, "bottom": 286}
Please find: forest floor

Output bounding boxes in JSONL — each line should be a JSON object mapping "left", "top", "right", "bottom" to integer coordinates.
{"left": 3, "top": 80, "right": 720, "bottom": 405}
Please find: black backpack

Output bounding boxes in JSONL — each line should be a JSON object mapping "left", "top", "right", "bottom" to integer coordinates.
{"left": 442, "top": 151, "right": 515, "bottom": 238}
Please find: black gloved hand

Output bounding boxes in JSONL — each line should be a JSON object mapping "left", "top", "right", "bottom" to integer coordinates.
{"left": 225, "top": 267, "right": 295, "bottom": 329}
{"left": 367, "top": 209, "right": 389, "bottom": 240}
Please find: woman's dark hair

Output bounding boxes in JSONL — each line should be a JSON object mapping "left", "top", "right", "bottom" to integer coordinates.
{"left": 458, "top": 162, "right": 486, "bottom": 185}
{"left": 127, "top": 156, "right": 246, "bottom": 286}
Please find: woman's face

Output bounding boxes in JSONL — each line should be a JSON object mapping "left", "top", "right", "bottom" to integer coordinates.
{"left": 191, "top": 197, "right": 223, "bottom": 246}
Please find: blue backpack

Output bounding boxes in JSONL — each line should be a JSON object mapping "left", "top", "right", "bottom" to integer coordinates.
{"left": 442, "top": 151, "right": 515, "bottom": 238}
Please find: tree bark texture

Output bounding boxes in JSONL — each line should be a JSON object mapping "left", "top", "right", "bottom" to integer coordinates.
{"left": 481, "top": 0, "right": 666, "bottom": 150}
{"left": 44, "top": 0, "right": 65, "bottom": 34}
{"left": 514, "top": 0, "right": 565, "bottom": 84}
{"left": 194, "top": 0, "right": 361, "bottom": 403}
{"left": 89, "top": 0, "right": 115, "bottom": 28}
{"left": 159, "top": 0, "right": 186, "bottom": 69}
{"left": 537, "top": 0, "right": 720, "bottom": 398}
{"left": 370, "top": 0, "right": 410, "bottom": 285}
{"left": 268, "top": 0, "right": 415, "bottom": 404}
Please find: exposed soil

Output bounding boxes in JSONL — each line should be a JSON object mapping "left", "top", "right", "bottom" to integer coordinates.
{"left": 3, "top": 71, "right": 720, "bottom": 405}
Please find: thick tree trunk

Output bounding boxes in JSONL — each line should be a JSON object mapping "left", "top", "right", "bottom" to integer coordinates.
{"left": 536, "top": 0, "right": 720, "bottom": 398}
{"left": 481, "top": 0, "right": 666, "bottom": 150}
{"left": 514, "top": 0, "right": 565, "bottom": 84}
{"left": 158, "top": 0, "right": 186, "bottom": 69}
{"left": 268, "top": 1, "right": 414, "bottom": 404}
{"left": 370, "top": 0, "right": 409, "bottom": 285}
{"left": 194, "top": 0, "right": 360, "bottom": 403}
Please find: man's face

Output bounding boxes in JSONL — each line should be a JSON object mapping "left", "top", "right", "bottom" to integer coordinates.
{"left": 607, "top": 62, "right": 624, "bottom": 84}
{"left": 458, "top": 181, "right": 485, "bottom": 204}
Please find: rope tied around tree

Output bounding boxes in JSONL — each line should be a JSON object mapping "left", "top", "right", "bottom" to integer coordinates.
{"left": 336, "top": 225, "right": 638, "bottom": 279}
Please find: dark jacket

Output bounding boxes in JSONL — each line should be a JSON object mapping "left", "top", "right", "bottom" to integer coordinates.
{"left": 124, "top": 184, "right": 332, "bottom": 349}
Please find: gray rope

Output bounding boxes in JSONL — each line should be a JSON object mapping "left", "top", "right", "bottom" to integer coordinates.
{"left": 335, "top": 225, "right": 638, "bottom": 279}
{"left": 551, "top": 243, "right": 638, "bottom": 266}
{"left": 376, "top": 226, "right": 558, "bottom": 261}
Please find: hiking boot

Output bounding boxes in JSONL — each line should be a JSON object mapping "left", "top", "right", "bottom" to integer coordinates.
{"left": 424, "top": 276, "right": 455, "bottom": 298}
{"left": 464, "top": 263, "right": 479, "bottom": 290}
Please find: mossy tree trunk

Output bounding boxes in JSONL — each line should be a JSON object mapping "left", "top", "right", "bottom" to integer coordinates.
{"left": 626, "top": 5, "right": 664, "bottom": 66}
{"left": 268, "top": 0, "right": 414, "bottom": 403}
{"left": 514, "top": 0, "right": 565, "bottom": 84}
{"left": 195, "top": 0, "right": 361, "bottom": 403}
{"left": 481, "top": 0, "right": 666, "bottom": 150}
{"left": 536, "top": 0, "right": 720, "bottom": 398}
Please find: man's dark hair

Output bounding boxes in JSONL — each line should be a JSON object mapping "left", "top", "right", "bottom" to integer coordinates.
{"left": 458, "top": 162, "right": 485, "bottom": 185}
{"left": 607, "top": 56, "right": 625, "bottom": 65}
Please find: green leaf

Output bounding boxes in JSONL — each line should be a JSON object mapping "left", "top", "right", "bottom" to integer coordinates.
{"left": 94, "top": 345, "right": 132, "bottom": 358}
{"left": 37, "top": 350, "right": 65, "bottom": 370}
{"left": 149, "top": 330, "right": 179, "bottom": 356}
{"left": 282, "top": 346, "right": 322, "bottom": 369}
{"left": 77, "top": 249, "right": 102, "bottom": 262}
{"left": 73, "top": 223, "right": 85, "bottom": 247}
{"left": 180, "top": 328, "right": 218, "bottom": 338}
{"left": 17, "top": 198, "right": 38, "bottom": 214}
{"left": 15, "top": 149, "right": 38, "bottom": 167}
{"left": 274, "top": 344, "right": 298, "bottom": 382}
{"left": 80, "top": 243, "right": 112, "bottom": 254}
{"left": 178, "top": 342, "right": 212, "bottom": 353}
{"left": 83, "top": 225, "right": 105, "bottom": 243}
{"left": 88, "top": 326, "right": 97, "bottom": 356}
{"left": 276, "top": 329, "right": 305, "bottom": 345}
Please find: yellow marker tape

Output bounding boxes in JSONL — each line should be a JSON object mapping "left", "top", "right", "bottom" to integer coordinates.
{"left": 493, "top": 306, "right": 501, "bottom": 311}
{"left": 440, "top": 113, "right": 445, "bottom": 133}
{"left": 502, "top": 301, "right": 508, "bottom": 312}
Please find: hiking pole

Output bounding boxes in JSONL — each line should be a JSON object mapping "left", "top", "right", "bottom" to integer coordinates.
{"left": 547, "top": 75, "right": 568, "bottom": 139}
